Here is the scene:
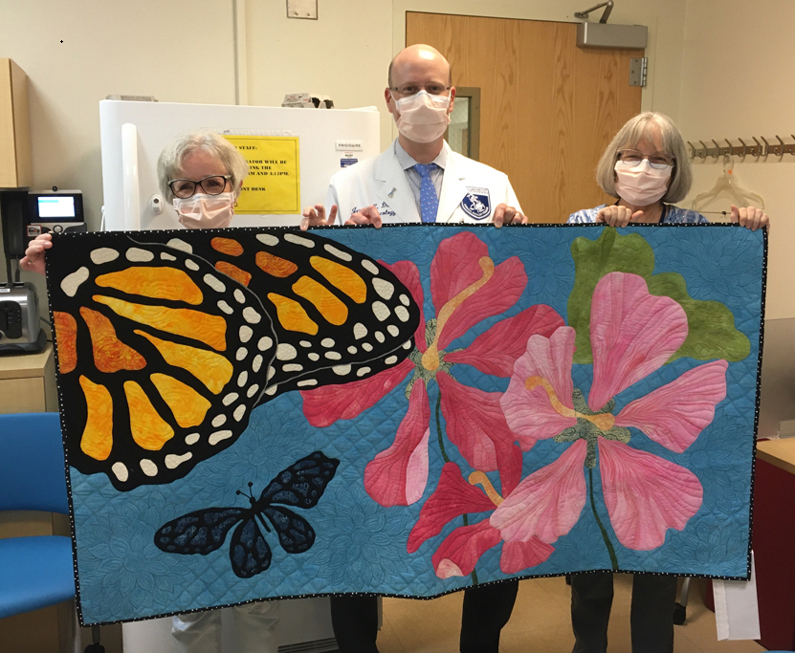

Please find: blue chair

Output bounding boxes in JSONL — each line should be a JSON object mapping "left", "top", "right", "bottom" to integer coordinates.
{"left": 0, "top": 412, "right": 75, "bottom": 619}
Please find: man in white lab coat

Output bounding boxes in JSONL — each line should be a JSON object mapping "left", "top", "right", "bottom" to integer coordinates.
{"left": 302, "top": 44, "right": 525, "bottom": 228}
{"left": 303, "top": 44, "right": 522, "bottom": 653}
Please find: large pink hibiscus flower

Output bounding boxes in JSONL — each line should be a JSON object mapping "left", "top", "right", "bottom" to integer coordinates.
{"left": 301, "top": 231, "right": 564, "bottom": 506}
{"left": 498, "top": 271, "right": 728, "bottom": 557}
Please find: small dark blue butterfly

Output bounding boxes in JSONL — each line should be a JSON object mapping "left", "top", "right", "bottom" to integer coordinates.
{"left": 154, "top": 451, "right": 339, "bottom": 578}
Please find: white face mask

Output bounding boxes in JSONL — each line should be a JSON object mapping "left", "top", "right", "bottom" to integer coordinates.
{"left": 392, "top": 90, "right": 451, "bottom": 144}
{"left": 173, "top": 192, "right": 235, "bottom": 229}
{"left": 614, "top": 159, "right": 672, "bottom": 207}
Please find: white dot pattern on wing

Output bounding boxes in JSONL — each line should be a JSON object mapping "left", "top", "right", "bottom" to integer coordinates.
{"left": 209, "top": 430, "right": 233, "bottom": 446}
{"left": 277, "top": 343, "right": 298, "bottom": 360}
{"left": 90, "top": 248, "right": 119, "bottom": 264}
{"left": 256, "top": 234, "right": 279, "bottom": 247}
{"left": 203, "top": 273, "right": 226, "bottom": 293}
{"left": 372, "top": 278, "right": 395, "bottom": 300}
{"left": 61, "top": 267, "right": 89, "bottom": 297}
{"left": 324, "top": 243, "right": 352, "bottom": 261}
{"left": 140, "top": 459, "right": 158, "bottom": 476}
{"left": 361, "top": 260, "right": 379, "bottom": 275}
{"left": 284, "top": 233, "right": 315, "bottom": 248}
{"left": 165, "top": 452, "right": 192, "bottom": 469}
{"left": 126, "top": 247, "right": 155, "bottom": 262}
{"left": 166, "top": 238, "right": 192, "bottom": 253}
{"left": 372, "top": 301, "right": 391, "bottom": 321}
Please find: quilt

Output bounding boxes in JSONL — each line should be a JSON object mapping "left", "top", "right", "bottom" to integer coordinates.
{"left": 44, "top": 224, "right": 766, "bottom": 626}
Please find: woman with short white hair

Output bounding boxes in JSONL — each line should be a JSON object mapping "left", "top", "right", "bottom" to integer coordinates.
{"left": 157, "top": 129, "right": 248, "bottom": 229}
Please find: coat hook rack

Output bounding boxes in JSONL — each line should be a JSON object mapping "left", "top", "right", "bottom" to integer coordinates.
{"left": 686, "top": 134, "right": 795, "bottom": 160}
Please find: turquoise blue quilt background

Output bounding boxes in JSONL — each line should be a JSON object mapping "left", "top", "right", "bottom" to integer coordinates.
{"left": 66, "top": 224, "right": 764, "bottom": 624}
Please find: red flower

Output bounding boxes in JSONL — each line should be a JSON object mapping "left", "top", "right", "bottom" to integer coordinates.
{"left": 301, "top": 232, "right": 563, "bottom": 506}
{"left": 406, "top": 461, "right": 560, "bottom": 577}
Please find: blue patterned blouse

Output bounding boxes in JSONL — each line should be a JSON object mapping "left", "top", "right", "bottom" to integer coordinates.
{"left": 567, "top": 204, "right": 709, "bottom": 224}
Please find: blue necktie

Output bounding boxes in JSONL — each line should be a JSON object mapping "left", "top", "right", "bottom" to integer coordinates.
{"left": 414, "top": 163, "right": 439, "bottom": 223}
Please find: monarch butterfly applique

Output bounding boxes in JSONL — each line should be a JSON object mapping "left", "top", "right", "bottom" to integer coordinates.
{"left": 154, "top": 451, "right": 339, "bottom": 578}
{"left": 46, "top": 229, "right": 421, "bottom": 491}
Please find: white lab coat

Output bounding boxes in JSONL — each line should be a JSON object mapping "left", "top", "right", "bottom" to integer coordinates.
{"left": 327, "top": 140, "right": 521, "bottom": 224}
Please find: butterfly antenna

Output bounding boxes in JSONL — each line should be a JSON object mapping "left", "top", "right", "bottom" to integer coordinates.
{"left": 236, "top": 482, "right": 256, "bottom": 504}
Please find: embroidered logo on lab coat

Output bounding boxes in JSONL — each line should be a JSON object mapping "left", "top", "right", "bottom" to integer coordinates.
{"left": 461, "top": 187, "right": 491, "bottom": 220}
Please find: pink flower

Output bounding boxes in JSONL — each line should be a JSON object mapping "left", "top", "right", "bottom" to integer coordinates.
{"left": 407, "top": 440, "right": 588, "bottom": 577}
{"left": 499, "top": 272, "right": 727, "bottom": 551}
{"left": 301, "top": 232, "right": 564, "bottom": 506}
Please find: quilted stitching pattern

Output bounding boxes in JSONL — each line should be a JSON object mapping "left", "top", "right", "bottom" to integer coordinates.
{"left": 62, "top": 225, "right": 764, "bottom": 624}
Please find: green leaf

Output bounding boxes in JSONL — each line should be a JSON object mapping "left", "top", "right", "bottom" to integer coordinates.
{"left": 647, "top": 273, "right": 750, "bottom": 362}
{"left": 568, "top": 227, "right": 750, "bottom": 364}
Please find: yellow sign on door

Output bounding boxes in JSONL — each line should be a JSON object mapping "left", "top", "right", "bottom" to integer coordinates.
{"left": 224, "top": 136, "right": 301, "bottom": 214}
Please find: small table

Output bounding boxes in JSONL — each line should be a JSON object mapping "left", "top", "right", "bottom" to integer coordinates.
{"left": 0, "top": 343, "right": 58, "bottom": 413}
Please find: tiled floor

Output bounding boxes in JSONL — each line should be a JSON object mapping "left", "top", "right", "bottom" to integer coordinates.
{"left": 376, "top": 575, "right": 768, "bottom": 653}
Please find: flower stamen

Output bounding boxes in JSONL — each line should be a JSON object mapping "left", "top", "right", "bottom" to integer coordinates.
{"left": 468, "top": 471, "right": 504, "bottom": 506}
{"left": 422, "top": 256, "right": 494, "bottom": 371}
{"left": 525, "top": 376, "right": 615, "bottom": 431}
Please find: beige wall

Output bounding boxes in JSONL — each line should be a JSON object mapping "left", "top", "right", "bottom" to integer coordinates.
{"left": 1, "top": 0, "right": 790, "bottom": 318}
{"left": 678, "top": 0, "right": 795, "bottom": 319}
{"left": 1, "top": 0, "right": 238, "bottom": 307}
{"left": 245, "top": 0, "right": 393, "bottom": 149}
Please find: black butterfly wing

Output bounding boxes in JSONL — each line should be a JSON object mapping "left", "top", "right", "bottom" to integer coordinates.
{"left": 229, "top": 516, "right": 272, "bottom": 578}
{"left": 258, "top": 450, "right": 340, "bottom": 509}
{"left": 182, "top": 230, "right": 422, "bottom": 401}
{"left": 262, "top": 506, "right": 315, "bottom": 554}
{"left": 154, "top": 451, "right": 339, "bottom": 575}
{"left": 47, "top": 229, "right": 419, "bottom": 491}
{"left": 47, "top": 235, "right": 273, "bottom": 491}
{"left": 154, "top": 507, "right": 246, "bottom": 555}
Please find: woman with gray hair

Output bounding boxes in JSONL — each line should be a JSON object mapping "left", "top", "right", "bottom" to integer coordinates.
{"left": 568, "top": 111, "right": 767, "bottom": 229}
{"left": 22, "top": 130, "right": 250, "bottom": 272}
{"left": 21, "top": 130, "right": 279, "bottom": 653}
{"left": 157, "top": 129, "right": 248, "bottom": 229}
{"left": 566, "top": 111, "right": 767, "bottom": 653}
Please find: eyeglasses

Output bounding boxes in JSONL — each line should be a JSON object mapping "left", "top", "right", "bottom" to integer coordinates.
{"left": 168, "top": 175, "right": 231, "bottom": 199}
{"left": 389, "top": 83, "right": 451, "bottom": 97}
{"left": 617, "top": 149, "right": 675, "bottom": 170}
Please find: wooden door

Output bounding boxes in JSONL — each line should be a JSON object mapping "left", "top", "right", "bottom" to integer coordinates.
{"left": 406, "top": 12, "right": 643, "bottom": 222}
